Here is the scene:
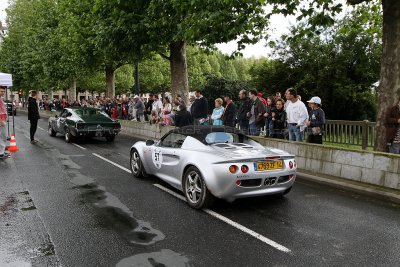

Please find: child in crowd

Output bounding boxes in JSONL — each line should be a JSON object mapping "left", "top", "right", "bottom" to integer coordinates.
{"left": 211, "top": 98, "right": 224, "bottom": 126}
{"left": 150, "top": 109, "right": 159, "bottom": 125}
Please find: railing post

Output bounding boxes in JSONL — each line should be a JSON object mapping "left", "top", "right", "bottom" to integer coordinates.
{"left": 362, "top": 120, "right": 369, "bottom": 150}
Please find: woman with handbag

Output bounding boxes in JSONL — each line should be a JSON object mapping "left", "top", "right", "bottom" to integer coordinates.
{"left": 306, "top": 96, "right": 325, "bottom": 144}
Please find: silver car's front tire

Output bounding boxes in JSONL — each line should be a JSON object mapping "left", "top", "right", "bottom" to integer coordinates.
{"left": 130, "top": 149, "right": 147, "bottom": 178}
{"left": 183, "top": 166, "right": 214, "bottom": 209}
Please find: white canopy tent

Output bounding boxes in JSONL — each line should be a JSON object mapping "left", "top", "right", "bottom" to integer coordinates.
{"left": 0, "top": 72, "right": 13, "bottom": 87}
{"left": 0, "top": 72, "right": 14, "bottom": 138}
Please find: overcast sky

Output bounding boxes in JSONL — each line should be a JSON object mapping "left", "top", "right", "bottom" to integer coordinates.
{"left": 0, "top": 0, "right": 8, "bottom": 23}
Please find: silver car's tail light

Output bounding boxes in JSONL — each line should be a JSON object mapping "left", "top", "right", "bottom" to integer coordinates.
{"left": 241, "top": 165, "right": 249, "bottom": 173}
{"left": 229, "top": 165, "right": 238, "bottom": 174}
{"left": 289, "top": 174, "right": 294, "bottom": 179}
{"left": 289, "top": 161, "right": 293, "bottom": 169}
{"left": 235, "top": 180, "right": 241, "bottom": 186}
{"left": 294, "top": 160, "right": 297, "bottom": 168}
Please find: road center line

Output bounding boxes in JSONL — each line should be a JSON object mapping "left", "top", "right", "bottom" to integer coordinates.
{"left": 72, "top": 143, "right": 87, "bottom": 150}
{"left": 92, "top": 153, "right": 131, "bottom": 174}
{"left": 153, "top": 183, "right": 292, "bottom": 253}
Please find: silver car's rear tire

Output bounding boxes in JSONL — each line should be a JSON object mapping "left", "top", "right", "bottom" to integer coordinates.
{"left": 183, "top": 166, "right": 214, "bottom": 209}
{"left": 130, "top": 149, "right": 147, "bottom": 178}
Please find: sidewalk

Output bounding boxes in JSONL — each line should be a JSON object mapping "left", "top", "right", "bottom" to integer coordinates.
{"left": 297, "top": 171, "right": 400, "bottom": 205}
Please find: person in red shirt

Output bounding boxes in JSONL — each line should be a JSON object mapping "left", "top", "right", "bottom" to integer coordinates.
{"left": 258, "top": 92, "right": 267, "bottom": 105}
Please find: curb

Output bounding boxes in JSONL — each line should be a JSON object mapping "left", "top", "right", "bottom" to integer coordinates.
{"left": 297, "top": 172, "right": 400, "bottom": 205}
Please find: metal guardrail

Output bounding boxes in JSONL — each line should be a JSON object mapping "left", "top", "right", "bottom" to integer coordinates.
{"left": 323, "top": 120, "right": 376, "bottom": 150}
{"left": 260, "top": 120, "right": 376, "bottom": 150}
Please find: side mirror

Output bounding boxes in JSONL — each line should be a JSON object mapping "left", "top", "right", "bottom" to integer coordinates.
{"left": 146, "top": 140, "right": 155, "bottom": 146}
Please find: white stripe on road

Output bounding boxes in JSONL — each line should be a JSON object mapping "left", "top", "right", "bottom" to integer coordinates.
{"left": 38, "top": 126, "right": 46, "bottom": 132}
{"left": 153, "top": 183, "right": 292, "bottom": 253}
{"left": 92, "top": 153, "right": 132, "bottom": 174}
{"left": 88, "top": 153, "right": 291, "bottom": 253}
{"left": 72, "top": 143, "right": 87, "bottom": 150}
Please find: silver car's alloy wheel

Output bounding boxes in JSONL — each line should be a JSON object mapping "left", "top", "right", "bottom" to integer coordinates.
{"left": 130, "top": 149, "right": 146, "bottom": 178}
{"left": 131, "top": 151, "right": 140, "bottom": 175}
{"left": 183, "top": 166, "right": 215, "bottom": 209}
{"left": 185, "top": 171, "right": 202, "bottom": 204}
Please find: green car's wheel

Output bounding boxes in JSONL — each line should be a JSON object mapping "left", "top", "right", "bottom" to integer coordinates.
{"left": 65, "top": 128, "right": 74, "bottom": 143}
{"left": 48, "top": 124, "right": 56, "bottom": 137}
{"left": 106, "top": 135, "right": 115, "bottom": 142}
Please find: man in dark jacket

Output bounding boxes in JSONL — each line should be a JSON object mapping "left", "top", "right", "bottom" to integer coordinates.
{"left": 222, "top": 92, "right": 237, "bottom": 127}
{"left": 385, "top": 96, "right": 400, "bottom": 154}
{"left": 28, "top": 90, "right": 40, "bottom": 144}
{"left": 175, "top": 104, "right": 193, "bottom": 127}
{"left": 191, "top": 90, "right": 208, "bottom": 125}
{"left": 145, "top": 94, "right": 154, "bottom": 121}
{"left": 248, "top": 89, "right": 266, "bottom": 136}
{"left": 237, "top": 89, "right": 252, "bottom": 133}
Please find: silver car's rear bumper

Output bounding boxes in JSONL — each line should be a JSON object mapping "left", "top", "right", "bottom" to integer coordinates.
{"left": 202, "top": 161, "right": 296, "bottom": 200}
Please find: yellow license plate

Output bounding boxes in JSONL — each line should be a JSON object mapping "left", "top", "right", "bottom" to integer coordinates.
{"left": 254, "top": 161, "right": 283, "bottom": 171}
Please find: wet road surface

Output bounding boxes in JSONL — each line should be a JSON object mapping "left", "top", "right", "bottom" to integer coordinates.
{"left": 1, "top": 116, "right": 399, "bottom": 266}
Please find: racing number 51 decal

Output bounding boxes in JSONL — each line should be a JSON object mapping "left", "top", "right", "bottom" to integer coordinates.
{"left": 152, "top": 147, "right": 163, "bottom": 169}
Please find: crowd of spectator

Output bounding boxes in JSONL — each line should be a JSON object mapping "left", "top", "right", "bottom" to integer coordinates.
{"left": 35, "top": 88, "right": 326, "bottom": 144}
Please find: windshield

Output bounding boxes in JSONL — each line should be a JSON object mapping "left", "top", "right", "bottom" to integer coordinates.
{"left": 205, "top": 132, "right": 240, "bottom": 144}
{"left": 73, "top": 109, "right": 103, "bottom": 117}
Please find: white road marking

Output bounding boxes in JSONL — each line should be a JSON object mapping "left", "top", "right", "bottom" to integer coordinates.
{"left": 72, "top": 143, "right": 87, "bottom": 150}
{"left": 92, "top": 153, "right": 132, "bottom": 174}
{"left": 153, "top": 183, "right": 292, "bottom": 253}
{"left": 38, "top": 126, "right": 46, "bottom": 132}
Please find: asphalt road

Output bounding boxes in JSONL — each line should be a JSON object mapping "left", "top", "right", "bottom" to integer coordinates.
{"left": 1, "top": 116, "right": 400, "bottom": 267}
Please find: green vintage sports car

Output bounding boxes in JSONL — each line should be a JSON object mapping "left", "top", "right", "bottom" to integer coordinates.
{"left": 48, "top": 107, "right": 121, "bottom": 143}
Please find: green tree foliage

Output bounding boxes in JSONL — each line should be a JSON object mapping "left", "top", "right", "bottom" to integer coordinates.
{"left": 202, "top": 76, "right": 250, "bottom": 114}
{"left": 115, "top": 65, "right": 134, "bottom": 96}
{"left": 251, "top": 3, "right": 381, "bottom": 121}
{"left": 142, "top": 0, "right": 268, "bottom": 97}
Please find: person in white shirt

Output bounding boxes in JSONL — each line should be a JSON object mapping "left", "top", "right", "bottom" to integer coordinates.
{"left": 152, "top": 95, "right": 163, "bottom": 117}
{"left": 285, "top": 88, "right": 308, "bottom": 141}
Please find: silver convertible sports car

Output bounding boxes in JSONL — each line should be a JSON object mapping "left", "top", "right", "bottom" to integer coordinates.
{"left": 130, "top": 126, "right": 297, "bottom": 209}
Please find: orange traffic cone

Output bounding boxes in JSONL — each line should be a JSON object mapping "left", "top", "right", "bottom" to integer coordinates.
{"left": 8, "top": 133, "right": 19, "bottom": 152}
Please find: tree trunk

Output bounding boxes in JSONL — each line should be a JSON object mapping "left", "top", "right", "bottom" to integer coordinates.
{"left": 68, "top": 78, "right": 77, "bottom": 101}
{"left": 134, "top": 61, "right": 140, "bottom": 96}
{"left": 374, "top": 0, "right": 400, "bottom": 151}
{"left": 169, "top": 41, "right": 189, "bottom": 103}
{"left": 105, "top": 65, "right": 115, "bottom": 98}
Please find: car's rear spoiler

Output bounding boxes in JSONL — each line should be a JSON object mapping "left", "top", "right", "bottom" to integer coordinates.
{"left": 214, "top": 155, "right": 295, "bottom": 164}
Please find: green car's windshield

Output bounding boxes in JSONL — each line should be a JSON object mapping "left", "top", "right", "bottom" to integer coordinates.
{"left": 73, "top": 109, "right": 103, "bottom": 117}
